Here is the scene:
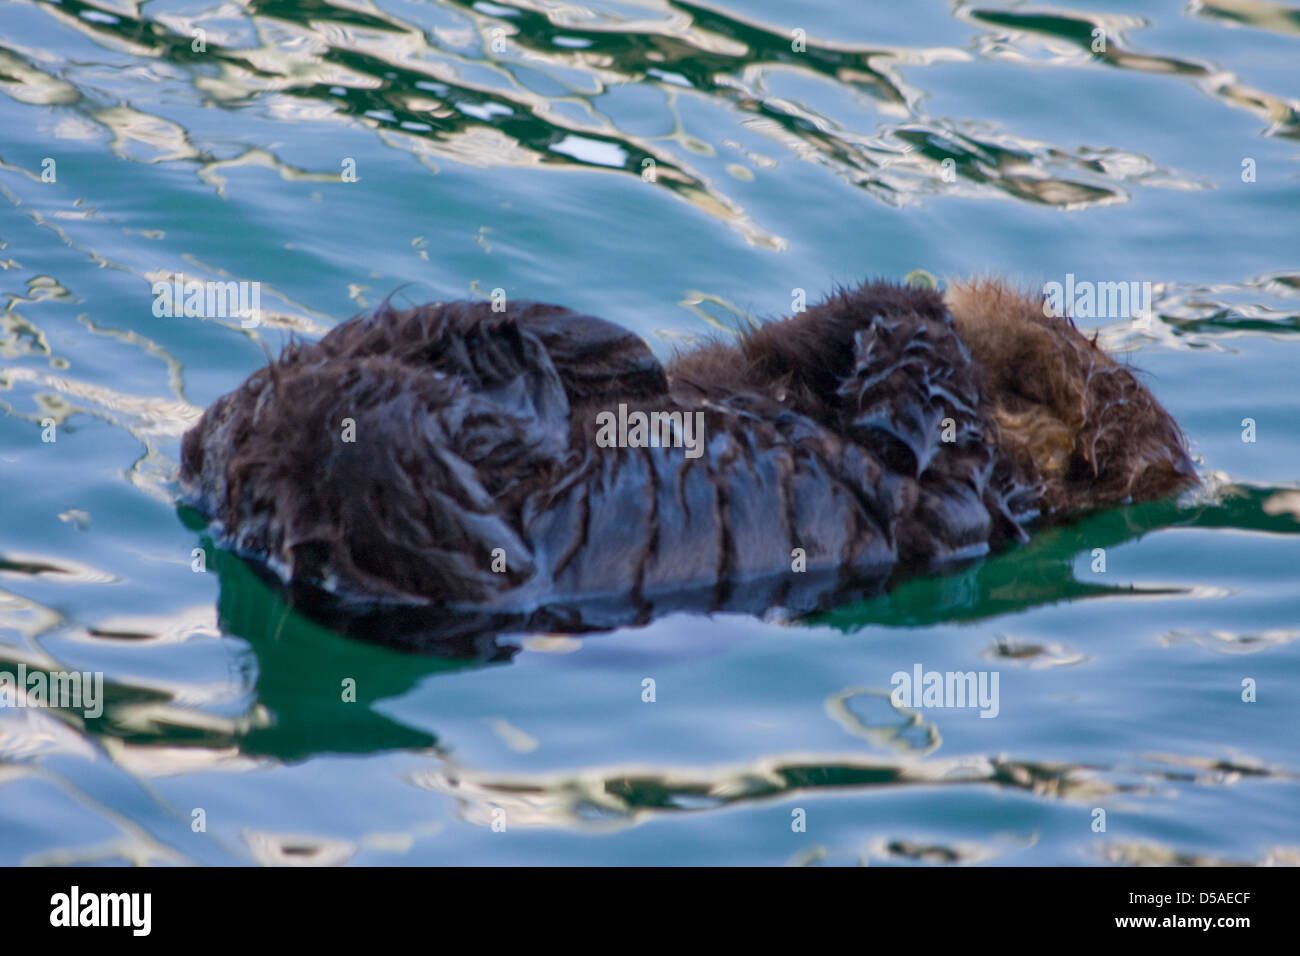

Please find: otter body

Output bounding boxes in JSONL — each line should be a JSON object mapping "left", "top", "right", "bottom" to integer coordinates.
{"left": 180, "top": 280, "right": 1195, "bottom": 632}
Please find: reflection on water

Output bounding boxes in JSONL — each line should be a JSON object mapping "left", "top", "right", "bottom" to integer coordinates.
{"left": 6, "top": 0, "right": 1298, "bottom": 247}
{"left": 2, "top": 0, "right": 1299, "bottom": 865}
{"left": 967, "top": 5, "right": 1300, "bottom": 137}
{"left": 6, "top": 480, "right": 1298, "bottom": 862}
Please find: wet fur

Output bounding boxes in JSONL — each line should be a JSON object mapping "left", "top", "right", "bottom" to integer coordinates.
{"left": 945, "top": 280, "right": 1195, "bottom": 514}
{"left": 180, "top": 279, "right": 1196, "bottom": 620}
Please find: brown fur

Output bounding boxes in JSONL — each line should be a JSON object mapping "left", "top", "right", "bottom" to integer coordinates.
{"left": 180, "top": 278, "right": 1197, "bottom": 621}
{"left": 945, "top": 280, "right": 1196, "bottom": 515}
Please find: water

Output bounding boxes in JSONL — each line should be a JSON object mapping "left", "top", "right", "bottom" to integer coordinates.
{"left": 1, "top": 0, "right": 1298, "bottom": 866}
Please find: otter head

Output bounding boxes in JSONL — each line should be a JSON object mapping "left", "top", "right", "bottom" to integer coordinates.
{"left": 946, "top": 280, "right": 1198, "bottom": 517}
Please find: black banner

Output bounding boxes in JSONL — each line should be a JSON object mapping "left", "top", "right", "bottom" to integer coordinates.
{"left": 4, "top": 864, "right": 1282, "bottom": 941}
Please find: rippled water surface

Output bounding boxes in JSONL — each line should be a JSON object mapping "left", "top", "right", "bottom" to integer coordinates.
{"left": 2, "top": 0, "right": 1299, "bottom": 865}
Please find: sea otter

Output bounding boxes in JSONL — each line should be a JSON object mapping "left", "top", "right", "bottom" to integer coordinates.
{"left": 179, "top": 279, "right": 1196, "bottom": 636}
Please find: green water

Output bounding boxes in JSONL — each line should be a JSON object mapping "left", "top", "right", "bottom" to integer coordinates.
{"left": 1, "top": 0, "right": 1298, "bottom": 865}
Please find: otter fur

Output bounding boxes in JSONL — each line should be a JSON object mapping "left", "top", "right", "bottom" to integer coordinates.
{"left": 179, "top": 279, "right": 1196, "bottom": 631}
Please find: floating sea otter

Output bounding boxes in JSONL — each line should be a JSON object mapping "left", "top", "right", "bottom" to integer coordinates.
{"left": 180, "top": 279, "right": 1196, "bottom": 639}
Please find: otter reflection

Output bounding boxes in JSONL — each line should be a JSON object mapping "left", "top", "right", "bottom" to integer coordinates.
{"left": 180, "top": 279, "right": 1196, "bottom": 648}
